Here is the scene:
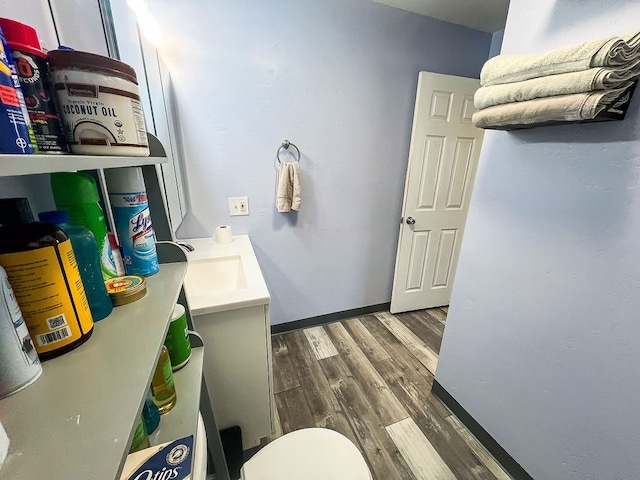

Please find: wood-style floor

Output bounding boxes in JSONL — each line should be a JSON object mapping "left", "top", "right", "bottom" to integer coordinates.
{"left": 266, "top": 308, "right": 511, "bottom": 480}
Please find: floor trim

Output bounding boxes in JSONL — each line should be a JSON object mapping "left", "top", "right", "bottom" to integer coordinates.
{"left": 432, "top": 380, "right": 533, "bottom": 480}
{"left": 271, "top": 303, "right": 391, "bottom": 334}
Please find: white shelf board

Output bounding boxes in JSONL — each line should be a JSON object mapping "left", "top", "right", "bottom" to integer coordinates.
{"left": 0, "top": 154, "right": 167, "bottom": 177}
{"left": 0, "top": 262, "right": 187, "bottom": 480}
{"left": 149, "top": 345, "right": 204, "bottom": 446}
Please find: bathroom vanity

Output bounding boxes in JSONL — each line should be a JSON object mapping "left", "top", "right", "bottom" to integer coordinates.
{"left": 182, "top": 235, "right": 273, "bottom": 449}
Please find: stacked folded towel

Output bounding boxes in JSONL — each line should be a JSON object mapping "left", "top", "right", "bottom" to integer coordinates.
{"left": 473, "top": 31, "right": 640, "bottom": 129}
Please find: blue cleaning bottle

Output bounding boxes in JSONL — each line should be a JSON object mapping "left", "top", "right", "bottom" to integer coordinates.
{"left": 142, "top": 386, "right": 161, "bottom": 434}
{"left": 38, "top": 210, "right": 113, "bottom": 321}
{"left": 104, "top": 167, "right": 159, "bottom": 277}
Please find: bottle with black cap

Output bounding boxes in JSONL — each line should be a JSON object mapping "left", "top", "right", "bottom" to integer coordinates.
{"left": 0, "top": 198, "right": 94, "bottom": 359}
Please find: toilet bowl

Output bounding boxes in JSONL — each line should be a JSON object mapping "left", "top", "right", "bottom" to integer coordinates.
{"left": 241, "top": 428, "right": 372, "bottom": 480}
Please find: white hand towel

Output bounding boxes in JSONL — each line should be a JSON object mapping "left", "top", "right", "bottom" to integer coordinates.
{"left": 276, "top": 162, "right": 302, "bottom": 212}
{"left": 290, "top": 161, "right": 302, "bottom": 211}
{"left": 480, "top": 31, "right": 640, "bottom": 86}
{"left": 472, "top": 85, "right": 632, "bottom": 129}
{"left": 276, "top": 162, "right": 292, "bottom": 212}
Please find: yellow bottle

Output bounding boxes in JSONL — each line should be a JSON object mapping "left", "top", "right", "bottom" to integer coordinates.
{"left": 151, "top": 346, "right": 177, "bottom": 414}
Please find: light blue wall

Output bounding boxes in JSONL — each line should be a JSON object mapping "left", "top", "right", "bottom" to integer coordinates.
{"left": 488, "top": 29, "right": 504, "bottom": 58}
{"left": 436, "top": 1, "right": 640, "bottom": 478}
{"left": 148, "top": 0, "right": 491, "bottom": 324}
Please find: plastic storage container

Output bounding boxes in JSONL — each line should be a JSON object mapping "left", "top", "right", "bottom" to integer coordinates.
{"left": 0, "top": 198, "right": 94, "bottom": 359}
{"left": 47, "top": 49, "right": 149, "bottom": 156}
{"left": 51, "top": 172, "right": 117, "bottom": 280}
{"left": 38, "top": 210, "right": 112, "bottom": 321}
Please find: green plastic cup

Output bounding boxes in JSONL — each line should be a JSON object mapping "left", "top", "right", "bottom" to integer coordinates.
{"left": 164, "top": 304, "right": 191, "bottom": 371}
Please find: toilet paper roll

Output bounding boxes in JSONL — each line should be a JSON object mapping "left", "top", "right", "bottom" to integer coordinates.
{"left": 213, "top": 225, "right": 233, "bottom": 244}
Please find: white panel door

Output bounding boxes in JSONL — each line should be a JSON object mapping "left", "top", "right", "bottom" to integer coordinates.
{"left": 390, "top": 72, "right": 483, "bottom": 313}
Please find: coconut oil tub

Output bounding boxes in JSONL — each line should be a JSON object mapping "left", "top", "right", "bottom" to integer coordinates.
{"left": 47, "top": 50, "right": 149, "bottom": 156}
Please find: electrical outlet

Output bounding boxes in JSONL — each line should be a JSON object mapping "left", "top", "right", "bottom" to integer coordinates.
{"left": 229, "top": 197, "right": 249, "bottom": 216}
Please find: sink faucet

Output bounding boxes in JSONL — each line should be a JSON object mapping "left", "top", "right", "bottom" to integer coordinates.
{"left": 177, "top": 242, "right": 195, "bottom": 252}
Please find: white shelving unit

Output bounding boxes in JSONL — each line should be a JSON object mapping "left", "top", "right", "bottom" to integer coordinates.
{"left": 0, "top": 263, "right": 187, "bottom": 479}
{"left": 0, "top": 145, "right": 230, "bottom": 480}
{"left": 0, "top": 153, "right": 168, "bottom": 177}
{"left": 0, "top": 135, "right": 169, "bottom": 178}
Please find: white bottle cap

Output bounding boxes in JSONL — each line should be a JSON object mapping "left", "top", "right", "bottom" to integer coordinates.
{"left": 105, "top": 167, "right": 146, "bottom": 193}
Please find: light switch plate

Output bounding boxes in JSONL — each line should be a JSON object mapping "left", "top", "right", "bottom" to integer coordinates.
{"left": 229, "top": 197, "right": 249, "bottom": 216}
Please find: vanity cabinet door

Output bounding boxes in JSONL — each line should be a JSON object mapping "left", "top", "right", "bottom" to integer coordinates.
{"left": 194, "top": 305, "right": 273, "bottom": 449}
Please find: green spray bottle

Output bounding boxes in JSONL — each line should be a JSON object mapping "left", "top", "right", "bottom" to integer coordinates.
{"left": 50, "top": 172, "right": 117, "bottom": 280}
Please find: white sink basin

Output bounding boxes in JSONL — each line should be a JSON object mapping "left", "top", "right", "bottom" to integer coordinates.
{"left": 180, "top": 236, "right": 270, "bottom": 315}
{"left": 184, "top": 255, "right": 248, "bottom": 297}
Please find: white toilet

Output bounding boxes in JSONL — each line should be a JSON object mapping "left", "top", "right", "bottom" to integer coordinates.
{"left": 241, "top": 428, "right": 372, "bottom": 480}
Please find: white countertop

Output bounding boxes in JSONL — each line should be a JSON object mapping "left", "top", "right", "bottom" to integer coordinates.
{"left": 181, "top": 235, "right": 270, "bottom": 315}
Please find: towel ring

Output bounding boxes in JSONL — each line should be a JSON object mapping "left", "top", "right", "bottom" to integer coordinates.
{"left": 277, "top": 140, "right": 300, "bottom": 163}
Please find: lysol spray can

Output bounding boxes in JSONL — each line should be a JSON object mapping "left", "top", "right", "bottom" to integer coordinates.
{"left": 0, "top": 18, "right": 67, "bottom": 153}
{"left": 0, "top": 25, "right": 34, "bottom": 154}
{"left": 106, "top": 167, "right": 159, "bottom": 276}
{"left": 0, "top": 265, "right": 42, "bottom": 400}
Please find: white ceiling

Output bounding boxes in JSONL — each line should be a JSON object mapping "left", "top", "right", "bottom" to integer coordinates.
{"left": 372, "top": 0, "right": 509, "bottom": 33}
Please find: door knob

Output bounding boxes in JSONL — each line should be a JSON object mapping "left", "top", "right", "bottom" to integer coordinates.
{"left": 406, "top": 217, "right": 416, "bottom": 225}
